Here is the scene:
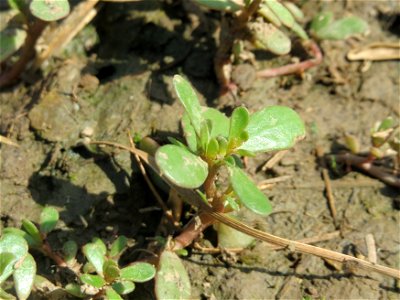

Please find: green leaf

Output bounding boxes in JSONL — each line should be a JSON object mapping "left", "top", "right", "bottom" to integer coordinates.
{"left": 0, "top": 253, "right": 15, "bottom": 278}
{"left": 199, "top": 120, "right": 210, "bottom": 151}
{"left": 29, "top": 0, "right": 70, "bottom": 22}
{"left": 173, "top": 75, "right": 203, "bottom": 135}
{"left": 103, "top": 259, "right": 120, "bottom": 283}
{"left": 282, "top": 1, "right": 304, "bottom": 22}
{"left": 0, "top": 234, "right": 29, "bottom": 284}
{"left": 62, "top": 240, "right": 78, "bottom": 263}
{"left": 109, "top": 236, "right": 128, "bottom": 258}
{"left": 0, "top": 288, "right": 15, "bottom": 300}
{"left": 258, "top": 4, "right": 282, "bottom": 27}
{"left": 193, "top": 0, "right": 243, "bottom": 12}
{"left": 91, "top": 237, "right": 107, "bottom": 255}
{"left": 13, "top": 253, "right": 36, "bottom": 300}
{"left": 82, "top": 243, "right": 105, "bottom": 277}
{"left": 217, "top": 136, "right": 228, "bottom": 156}
{"left": 182, "top": 113, "right": 198, "bottom": 152}
{"left": 238, "top": 106, "right": 305, "bottom": 153}
{"left": 112, "top": 281, "right": 135, "bottom": 295}
{"left": 79, "top": 274, "right": 106, "bottom": 288}
{"left": 377, "top": 117, "right": 394, "bottom": 131}
{"left": 202, "top": 107, "right": 230, "bottom": 139}
{"left": 22, "top": 219, "right": 42, "bottom": 246}
{"left": 228, "top": 107, "right": 249, "bottom": 149}
{"left": 206, "top": 138, "right": 219, "bottom": 159}
{"left": 39, "top": 206, "right": 59, "bottom": 234}
{"left": 250, "top": 23, "right": 291, "bottom": 55}
{"left": 265, "top": 0, "right": 295, "bottom": 29}
{"left": 155, "top": 250, "right": 191, "bottom": 300}
{"left": 105, "top": 287, "right": 123, "bottom": 300}
{"left": 310, "top": 11, "right": 334, "bottom": 34}
{"left": 7, "top": 0, "right": 27, "bottom": 12}
{"left": 120, "top": 262, "right": 156, "bottom": 283}
{"left": 314, "top": 16, "right": 368, "bottom": 40}
{"left": 216, "top": 216, "right": 255, "bottom": 248}
{"left": 156, "top": 145, "right": 208, "bottom": 189}
{"left": 228, "top": 166, "right": 272, "bottom": 215}
{"left": 64, "top": 283, "right": 86, "bottom": 298}
{"left": 0, "top": 29, "right": 27, "bottom": 63}
{"left": 2, "top": 227, "right": 39, "bottom": 248}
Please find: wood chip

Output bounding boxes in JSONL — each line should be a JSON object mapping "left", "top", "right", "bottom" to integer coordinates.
{"left": 347, "top": 42, "right": 400, "bottom": 61}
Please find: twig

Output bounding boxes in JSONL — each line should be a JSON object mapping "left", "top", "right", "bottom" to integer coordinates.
{"left": 334, "top": 153, "right": 400, "bottom": 188}
{"left": 90, "top": 140, "right": 400, "bottom": 279}
{"left": 365, "top": 234, "right": 377, "bottom": 264}
{"left": 316, "top": 146, "right": 338, "bottom": 228}
{"left": 257, "top": 175, "right": 292, "bottom": 190}
{"left": 257, "top": 41, "right": 323, "bottom": 78}
{"left": 261, "top": 150, "right": 288, "bottom": 171}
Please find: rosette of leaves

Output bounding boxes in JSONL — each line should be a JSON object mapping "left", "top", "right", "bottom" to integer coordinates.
{"left": 155, "top": 75, "right": 305, "bottom": 215}
{"left": 310, "top": 11, "right": 368, "bottom": 40}
{"left": 193, "top": 0, "right": 309, "bottom": 55}
{"left": 65, "top": 236, "right": 156, "bottom": 299}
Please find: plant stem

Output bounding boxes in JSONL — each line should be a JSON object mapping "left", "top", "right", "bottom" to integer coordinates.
{"left": 0, "top": 19, "right": 47, "bottom": 87}
{"left": 257, "top": 40, "right": 323, "bottom": 78}
{"left": 41, "top": 240, "right": 67, "bottom": 267}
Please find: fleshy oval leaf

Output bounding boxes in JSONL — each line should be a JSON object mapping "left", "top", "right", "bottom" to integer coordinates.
{"left": 13, "top": 253, "right": 36, "bottom": 300}
{"left": 156, "top": 145, "right": 208, "bottom": 188}
{"left": 228, "top": 166, "right": 272, "bottom": 215}
{"left": 193, "top": 0, "right": 243, "bottom": 12}
{"left": 0, "top": 29, "right": 27, "bottom": 63}
{"left": 264, "top": 0, "right": 295, "bottom": 29}
{"left": 120, "top": 262, "right": 156, "bottom": 283}
{"left": 105, "top": 287, "right": 123, "bottom": 300}
{"left": 62, "top": 240, "right": 78, "bottom": 263}
{"left": 103, "top": 259, "right": 120, "bottom": 282}
{"left": 82, "top": 243, "right": 105, "bottom": 277}
{"left": 173, "top": 75, "right": 203, "bottom": 135}
{"left": 238, "top": 106, "right": 305, "bottom": 153}
{"left": 112, "top": 281, "right": 135, "bottom": 295}
{"left": 39, "top": 206, "right": 59, "bottom": 234}
{"left": 314, "top": 16, "right": 368, "bottom": 40}
{"left": 202, "top": 107, "right": 230, "bottom": 139}
{"left": 250, "top": 23, "right": 291, "bottom": 55}
{"left": 65, "top": 283, "right": 86, "bottom": 298}
{"left": 22, "top": 219, "right": 42, "bottom": 246}
{"left": 229, "top": 107, "right": 249, "bottom": 143}
{"left": 79, "top": 274, "right": 106, "bottom": 288}
{"left": 155, "top": 250, "right": 191, "bottom": 300}
{"left": 29, "top": 0, "right": 70, "bottom": 22}
{"left": 109, "top": 235, "right": 128, "bottom": 258}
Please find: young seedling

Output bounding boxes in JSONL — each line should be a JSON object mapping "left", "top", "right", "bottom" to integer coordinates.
{"left": 337, "top": 117, "right": 400, "bottom": 187}
{"left": 153, "top": 74, "right": 305, "bottom": 297}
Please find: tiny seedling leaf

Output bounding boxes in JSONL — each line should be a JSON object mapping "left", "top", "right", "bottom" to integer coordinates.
{"left": 29, "top": 0, "right": 70, "bottom": 22}
{"left": 216, "top": 219, "right": 255, "bottom": 248}
{"left": 120, "top": 262, "right": 156, "bottom": 283}
{"left": 2, "top": 227, "right": 39, "bottom": 248}
{"left": 250, "top": 23, "right": 291, "bottom": 55}
{"left": 314, "top": 16, "right": 368, "bottom": 40}
{"left": 193, "top": 0, "right": 243, "bottom": 12}
{"left": 112, "top": 281, "right": 135, "bottom": 295}
{"left": 156, "top": 144, "right": 208, "bottom": 188}
{"left": 79, "top": 274, "right": 106, "bottom": 289}
{"left": 199, "top": 120, "right": 210, "bottom": 151}
{"left": 13, "top": 253, "right": 36, "bottom": 300}
{"left": 173, "top": 75, "right": 203, "bottom": 135}
{"left": 228, "top": 166, "right": 272, "bottom": 215}
{"left": 39, "top": 206, "right": 59, "bottom": 234}
{"left": 22, "top": 219, "right": 42, "bottom": 246}
{"left": 206, "top": 138, "right": 219, "bottom": 159}
{"left": 202, "top": 107, "right": 230, "bottom": 139}
{"left": 91, "top": 237, "right": 107, "bottom": 255}
{"left": 62, "top": 240, "right": 78, "bottom": 263}
{"left": 229, "top": 107, "right": 249, "bottom": 145}
{"left": 282, "top": 1, "right": 304, "bottom": 22}
{"left": 265, "top": 0, "right": 295, "bottom": 29}
{"left": 105, "top": 287, "right": 123, "bottom": 300}
{"left": 103, "top": 259, "right": 120, "bottom": 283}
{"left": 65, "top": 283, "right": 86, "bottom": 298}
{"left": 310, "top": 11, "right": 334, "bottom": 34}
{"left": 258, "top": 4, "right": 282, "bottom": 27}
{"left": 0, "top": 234, "right": 29, "bottom": 284}
{"left": 0, "top": 29, "right": 27, "bottom": 63}
{"left": 109, "top": 235, "right": 128, "bottom": 258}
{"left": 83, "top": 243, "right": 105, "bottom": 277}
{"left": 238, "top": 106, "right": 305, "bottom": 153}
{"left": 155, "top": 250, "right": 191, "bottom": 300}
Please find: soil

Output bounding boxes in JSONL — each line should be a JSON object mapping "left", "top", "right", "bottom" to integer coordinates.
{"left": 1, "top": 1, "right": 399, "bottom": 299}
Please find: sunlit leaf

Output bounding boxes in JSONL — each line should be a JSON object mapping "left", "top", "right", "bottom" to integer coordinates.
{"left": 173, "top": 75, "right": 203, "bottom": 135}
{"left": 228, "top": 166, "right": 272, "bottom": 215}
{"left": 13, "top": 253, "right": 36, "bottom": 300}
{"left": 83, "top": 243, "right": 105, "bottom": 276}
{"left": 310, "top": 11, "right": 333, "bottom": 34}
{"left": 0, "top": 253, "right": 15, "bottom": 279}
{"left": 250, "top": 23, "right": 291, "bottom": 55}
{"left": 0, "top": 29, "right": 26, "bottom": 63}
{"left": 39, "top": 206, "right": 59, "bottom": 234}
{"left": 238, "top": 106, "right": 305, "bottom": 153}
{"left": 105, "top": 287, "right": 123, "bottom": 300}
{"left": 202, "top": 107, "right": 230, "bottom": 139}
{"left": 199, "top": 120, "right": 210, "bottom": 151}
{"left": 64, "top": 283, "right": 86, "bottom": 298}
{"left": 156, "top": 145, "right": 208, "bottom": 188}
{"left": 206, "top": 138, "right": 219, "bottom": 159}
{"left": 258, "top": 4, "right": 282, "bottom": 27}
{"left": 265, "top": 0, "right": 295, "bottom": 29}
{"left": 112, "top": 281, "right": 135, "bottom": 295}
{"left": 91, "top": 237, "right": 107, "bottom": 255}
{"left": 229, "top": 107, "right": 249, "bottom": 141}
{"left": 313, "top": 15, "right": 368, "bottom": 40}
{"left": 282, "top": 1, "right": 304, "bottom": 22}
{"left": 155, "top": 250, "right": 191, "bottom": 300}
{"left": 29, "top": 0, "right": 70, "bottom": 22}
{"left": 216, "top": 215, "right": 255, "bottom": 248}
{"left": 103, "top": 259, "right": 120, "bottom": 283}
{"left": 0, "top": 234, "right": 29, "bottom": 284}
{"left": 120, "top": 262, "right": 156, "bottom": 283}
{"left": 2, "top": 227, "right": 39, "bottom": 248}
{"left": 79, "top": 274, "right": 106, "bottom": 288}
{"left": 22, "top": 219, "right": 42, "bottom": 246}
{"left": 109, "top": 236, "right": 128, "bottom": 258}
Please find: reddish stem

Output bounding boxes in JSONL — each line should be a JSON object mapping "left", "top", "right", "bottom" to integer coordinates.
{"left": 257, "top": 41, "right": 323, "bottom": 78}
{"left": 41, "top": 241, "right": 67, "bottom": 267}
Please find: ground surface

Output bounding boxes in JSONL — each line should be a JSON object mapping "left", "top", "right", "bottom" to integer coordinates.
{"left": 1, "top": 1, "right": 399, "bottom": 299}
